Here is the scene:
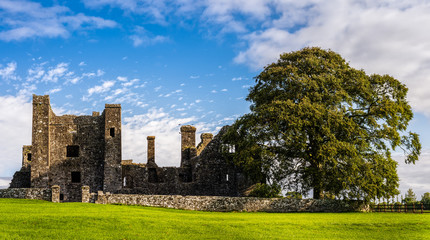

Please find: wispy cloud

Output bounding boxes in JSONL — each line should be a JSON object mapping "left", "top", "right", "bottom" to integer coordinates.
{"left": 0, "top": 0, "right": 117, "bottom": 41}
{"left": 88, "top": 80, "right": 115, "bottom": 96}
{"left": 45, "top": 87, "right": 62, "bottom": 94}
{"left": 130, "top": 26, "right": 169, "bottom": 47}
{"left": 41, "top": 63, "right": 68, "bottom": 83}
{"left": 0, "top": 62, "right": 18, "bottom": 81}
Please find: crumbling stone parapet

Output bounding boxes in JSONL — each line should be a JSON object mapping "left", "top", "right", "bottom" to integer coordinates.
{"left": 51, "top": 185, "right": 60, "bottom": 203}
{"left": 197, "top": 133, "right": 213, "bottom": 156}
{"left": 95, "top": 191, "right": 107, "bottom": 204}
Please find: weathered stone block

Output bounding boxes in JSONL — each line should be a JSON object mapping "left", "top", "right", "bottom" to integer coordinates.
{"left": 51, "top": 185, "right": 60, "bottom": 203}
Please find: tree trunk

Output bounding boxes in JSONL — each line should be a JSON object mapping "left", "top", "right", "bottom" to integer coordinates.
{"left": 313, "top": 187, "right": 324, "bottom": 199}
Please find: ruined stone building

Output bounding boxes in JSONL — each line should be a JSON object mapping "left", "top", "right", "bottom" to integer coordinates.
{"left": 10, "top": 95, "right": 252, "bottom": 202}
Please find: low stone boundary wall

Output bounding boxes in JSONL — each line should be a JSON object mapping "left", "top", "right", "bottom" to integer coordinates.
{"left": 93, "top": 192, "right": 365, "bottom": 212}
{"left": 0, "top": 188, "right": 52, "bottom": 201}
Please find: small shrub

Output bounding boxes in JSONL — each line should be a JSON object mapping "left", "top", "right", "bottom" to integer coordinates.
{"left": 285, "top": 191, "right": 302, "bottom": 200}
{"left": 248, "top": 183, "right": 282, "bottom": 198}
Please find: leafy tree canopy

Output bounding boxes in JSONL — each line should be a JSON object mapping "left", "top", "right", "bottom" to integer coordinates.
{"left": 421, "top": 192, "right": 430, "bottom": 205}
{"left": 404, "top": 188, "right": 417, "bottom": 204}
{"left": 223, "top": 47, "right": 421, "bottom": 201}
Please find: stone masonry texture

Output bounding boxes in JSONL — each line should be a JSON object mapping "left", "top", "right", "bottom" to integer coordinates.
{"left": 0, "top": 188, "right": 52, "bottom": 201}
{"left": 94, "top": 192, "right": 366, "bottom": 212}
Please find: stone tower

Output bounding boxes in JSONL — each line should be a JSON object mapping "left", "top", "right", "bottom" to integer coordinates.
{"left": 103, "top": 104, "right": 122, "bottom": 193}
{"left": 31, "top": 95, "right": 51, "bottom": 188}
{"left": 180, "top": 125, "right": 196, "bottom": 168}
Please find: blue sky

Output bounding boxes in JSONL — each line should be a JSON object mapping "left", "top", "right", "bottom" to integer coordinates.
{"left": 1, "top": 0, "right": 430, "bottom": 198}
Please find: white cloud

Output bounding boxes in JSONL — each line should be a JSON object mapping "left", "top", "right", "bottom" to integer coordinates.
{"left": 122, "top": 78, "right": 139, "bottom": 87}
{"left": 67, "top": 77, "right": 81, "bottom": 84}
{"left": 27, "top": 64, "right": 45, "bottom": 82}
{"left": 130, "top": 34, "right": 169, "bottom": 47}
{"left": 83, "top": 0, "right": 172, "bottom": 24}
{"left": 88, "top": 80, "right": 115, "bottom": 96}
{"left": 79, "top": 61, "right": 86, "bottom": 66}
{"left": 0, "top": 178, "right": 11, "bottom": 189}
{"left": 0, "top": 0, "right": 117, "bottom": 41}
{"left": 228, "top": 1, "right": 430, "bottom": 117}
{"left": 221, "top": 89, "right": 228, "bottom": 92}
{"left": 232, "top": 77, "right": 246, "bottom": 81}
{"left": 117, "top": 76, "right": 127, "bottom": 82}
{"left": 0, "top": 62, "right": 18, "bottom": 81}
{"left": 41, "top": 63, "right": 68, "bottom": 83}
{"left": 396, "top": 149, "right": 430, "bottom": 199}
{"left": 0, "top": 95, "right": 32, "bottom": 177}
{"left": 45, "top": 88, "right": 62, "bottom": 94}
{"left": 122, "top": 108, "right": 196, "bottom": 166}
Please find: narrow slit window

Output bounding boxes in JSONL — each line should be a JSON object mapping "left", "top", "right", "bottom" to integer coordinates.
{"left": 71, "top": 171, "right": 81, "bottom": 183}
{"left": 66, "top": 145, "right": 79, "bottom": 157}
{"left": 27, "top": 153, "right": 32, "bottom": 162}
{"left": 60, "top": 194, "right": 64, "bottom": 201}
{"left": 110, "top": 128, "right": 115, "bottom": 137}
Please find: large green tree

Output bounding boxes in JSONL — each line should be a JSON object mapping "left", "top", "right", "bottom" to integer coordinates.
{"left": 223, "top": 47, "right": 421, "bottom": 201}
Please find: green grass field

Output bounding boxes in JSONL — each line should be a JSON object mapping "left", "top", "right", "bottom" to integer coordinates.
{"left": 0, "top": 199, "right": 429, "bottom": 239}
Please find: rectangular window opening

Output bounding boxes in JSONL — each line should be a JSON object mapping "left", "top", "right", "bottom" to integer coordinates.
{"left": 60, "top": 194, "right": 64, "bottom": 201}
{"left": 66, "top": 145, "right": 79, "bottom": 157}
{"left": 71, "top": 171, "right": 81, "bottom": 183}
{"left": 27, "top": 153, "right": 32, "bottom": 162}
{"left": 110, "top": 128, "right": 115, "bottom": 137}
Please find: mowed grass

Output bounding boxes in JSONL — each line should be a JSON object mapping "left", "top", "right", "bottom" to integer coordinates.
{"left": 0, "top": 199, "right": 429, "bottom": 240}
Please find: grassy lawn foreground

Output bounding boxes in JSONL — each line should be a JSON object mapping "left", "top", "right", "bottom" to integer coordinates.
{"left": 0, "top": 199, "right": 429, "bottom": 239}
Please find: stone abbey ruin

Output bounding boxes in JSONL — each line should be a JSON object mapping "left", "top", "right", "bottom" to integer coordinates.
{"left": 9, "top": 95, "right": 253, "bottom": 202}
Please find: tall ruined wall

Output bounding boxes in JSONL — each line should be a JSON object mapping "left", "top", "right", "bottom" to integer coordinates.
{"left": 10, "top": 95, "right": 121, "bottom": 201}
{"left": 47, "top": 113, "right": 105, "bottom": 202}
{"left": 76, "top": 115, "right": 105, "bottom": 196}
{"left": 31, "top": 95, "right": 51, "bottom": 188}
{"left": 191, "top": 126, "right": 251, "bottom": 196}
{"left": 103, "top": 104, "right": 122, "bottom": 192}
{"left": 48, "top": 113, "right": 80, "bottom": 201}
{"left": 120, "top": 126, "right": 253, "bottom": 197}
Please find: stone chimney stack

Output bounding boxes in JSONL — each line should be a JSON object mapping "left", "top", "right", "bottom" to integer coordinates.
{"left": 180, "top": 125, "right": 196, "bottom": 167}
{"left": 147, "top": 136, "right": 155, "bottom": 164}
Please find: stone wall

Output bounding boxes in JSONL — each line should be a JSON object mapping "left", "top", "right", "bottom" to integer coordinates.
{"left": 0, "top": 188, "right": 52, "bottom": 201}
{"left": 94, "top": 192, "right": 365, "bottom": 212}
